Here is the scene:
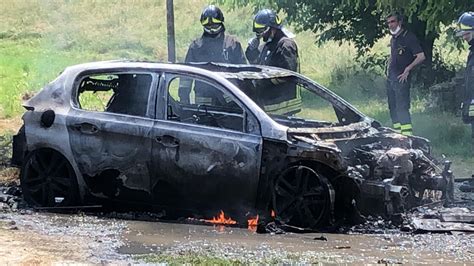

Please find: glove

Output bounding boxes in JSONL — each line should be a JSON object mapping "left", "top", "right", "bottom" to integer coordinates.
{"left": 248, "top": 37, "right": 260, "bottom": 50}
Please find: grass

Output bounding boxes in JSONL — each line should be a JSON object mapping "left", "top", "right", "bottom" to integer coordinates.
{"left": 135, "top": 253, "right": 243, "bottom": 265}
{"left": 134, "top": 252, "right": 303, "bottom": 264}
{"left": 0, "top": 0, "right": 472, "bottom": 169}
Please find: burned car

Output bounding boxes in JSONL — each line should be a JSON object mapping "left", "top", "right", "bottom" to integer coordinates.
{"left": 12, "top": 61, "right": 453, "bottom": 228}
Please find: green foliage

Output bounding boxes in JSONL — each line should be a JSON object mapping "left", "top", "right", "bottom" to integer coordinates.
{"left": 221, "top": 0, "right": 474, "bottom": 53}
{"left": 425, "top": 47, "right": 457, "bottom": 83}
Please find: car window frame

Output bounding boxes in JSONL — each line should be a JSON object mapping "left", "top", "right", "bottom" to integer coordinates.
{"left": 71, "top": 68, "right": 160, "bottom": 119}
{"left": 290, "top": 75, "right": 366, "bottom": 124}
{"left": 156, "top": 71, "right": 261, "bottom": 135}
{"left": 231, "top": 74, "right": 366, "bottom": 126}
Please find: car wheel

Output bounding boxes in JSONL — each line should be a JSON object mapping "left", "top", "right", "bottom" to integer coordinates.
{"left": 21, "top": 148, "right": 78, "bottom": 207}
{"left": 272, "top": 165, "right": 334, "bottom": 228}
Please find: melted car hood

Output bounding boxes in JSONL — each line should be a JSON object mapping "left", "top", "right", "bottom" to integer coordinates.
{"left": 287, "top": 121, "right": 378, "bottom": 141}
{"left": 287, "top": 121, "right": 416, "bottom": 156}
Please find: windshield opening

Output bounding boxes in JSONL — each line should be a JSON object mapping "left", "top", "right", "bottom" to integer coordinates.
{"left": 229, "top": 75, "right": 363, "bottom": 128}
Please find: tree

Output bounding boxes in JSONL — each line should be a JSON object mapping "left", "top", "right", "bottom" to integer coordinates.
{"left": 221, "top": 0, "right": 474, "bottom": 84}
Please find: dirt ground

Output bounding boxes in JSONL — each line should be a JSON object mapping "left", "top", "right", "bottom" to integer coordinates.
{"left": 0, "top": 117, "right": 22, "bottom": 134}
{"left": 0, "top": 223, "right": 93, "bottom": 264}
{"left": 0, "top": 212, "right": 128, "bottom": 264}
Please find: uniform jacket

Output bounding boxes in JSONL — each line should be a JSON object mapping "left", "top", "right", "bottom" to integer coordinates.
{"left": 245, "top": 31, "right": 299, "bottom": 72}
{"left": 245, "top": 31, "right": 301, "bottom": 114}
{"left": 185, "top": 31, "right": 246, "bottom": 64}
{"left": 179, "top": 31, "right": 246, "bottom": 104}
{"left": 388, "top": 29, "right": 423, "bottom": 81}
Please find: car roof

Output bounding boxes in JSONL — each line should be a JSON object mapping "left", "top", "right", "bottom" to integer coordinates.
{"left": 64, "top": 60, "right": 296, "bottom": 79}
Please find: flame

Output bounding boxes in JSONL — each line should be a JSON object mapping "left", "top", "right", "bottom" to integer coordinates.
{"left": 247, "top": 215, "right": 259, "bottom": 227}
{"left": 247, "top": 214, "right": 259, "bottom": 232}
{"left": 204, "top": 210, "right": 237, "bottom": 225}
{"left": 271, "top": 209, "right": 276, "bottom": 218}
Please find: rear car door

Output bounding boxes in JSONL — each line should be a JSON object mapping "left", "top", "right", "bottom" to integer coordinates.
{"left": 150, "top": 72, "right": 263, "bottom": 214}
{"left": 67, "top": 70, "right": 159, "bottom": 202}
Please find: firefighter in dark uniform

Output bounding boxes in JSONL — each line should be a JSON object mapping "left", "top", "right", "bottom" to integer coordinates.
{"left": 386, "top": 12, "right": 425, "bottom": 135}
{"left": 456, "top": 12, "right": 474, "bottom": 151}
{"left": 245, "top": 9, "right": 302, "bottom": 115}
{"left": 179, "top": 5, "right": 246, "bottom": 104}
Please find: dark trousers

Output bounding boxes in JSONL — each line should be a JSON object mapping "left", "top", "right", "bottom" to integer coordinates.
{"left": 387, "top": 79, "right": 412, "bottom": 131}
{"left": 471, "top": 122, "right": 474, "bottom": 139}
{"left": 471, "top": 123, "right": 474, "bottom": 154}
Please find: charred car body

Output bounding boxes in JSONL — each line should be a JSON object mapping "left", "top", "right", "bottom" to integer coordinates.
{"left": 12, "top": 61, "right": 453, "bottom": 228}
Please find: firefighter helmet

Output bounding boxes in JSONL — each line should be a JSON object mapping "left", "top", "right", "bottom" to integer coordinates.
{"left": 200, "top": 5, "right": 225, "bottom": 35}
{"left": 200, "top": 5, "right": 224, "bottom": 26}
{"left": 253, "top": 9, "right": 282, "bottom": 35}
{"left": 456, "top": 12, "right": 474, "bottom": 37}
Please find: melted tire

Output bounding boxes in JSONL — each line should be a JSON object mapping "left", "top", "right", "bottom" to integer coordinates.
{"left": 272, "top": 165, "right": 334, "bottom": 229}
{"left": 20, "top": 148, "right": 79, "bottom": 207}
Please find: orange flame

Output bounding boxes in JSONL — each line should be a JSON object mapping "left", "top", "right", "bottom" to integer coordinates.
{"left": 247, "top": 215, "right": 259, "bottom": 227}
{"left": 204, "top": 210, "right": 237, "bottom": 225}
{"left": 247, "top": 214, "right": 259, "bottom": 232}
{"left": 271, "top": 210, "right": 276, "bottom": 218}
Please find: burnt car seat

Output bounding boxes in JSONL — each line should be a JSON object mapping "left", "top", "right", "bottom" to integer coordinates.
{"left": 106, "top": 74, "right": 151, "bottom": 117}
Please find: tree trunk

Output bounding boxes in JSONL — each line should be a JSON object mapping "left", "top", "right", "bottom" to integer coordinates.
{"left": 408, "top": 17, "right": 438, "bottom": 89}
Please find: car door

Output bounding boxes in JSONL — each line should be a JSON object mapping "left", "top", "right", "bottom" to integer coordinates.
{"left": 150, "top": 72, "right": 263, "bottom": 213}
{"left": 67, "top": 70, "right": 159, "bottom": 202}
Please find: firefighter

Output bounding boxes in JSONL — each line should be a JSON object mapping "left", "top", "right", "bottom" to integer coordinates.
{"left": 179, "top": 5, "right": 246, "bottom": 104}
{"left": 456, "top": 12, "right": 474, "bottom": 150}
{"left": 245, "top": 9, "right": 302, "bottom": 115}
{"left": 386, "top": 12, "right": 425, "bottom": 136}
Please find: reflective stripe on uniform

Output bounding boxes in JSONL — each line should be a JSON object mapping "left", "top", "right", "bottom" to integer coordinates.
{"left": 263, "top": 98, "right": 302, "bottom": 115}
{"left": 401, "top": 123, "right": 413, "bottom": 136}
{"left": 195, "top": 96, "right": 213, "bottom": 105}
{"left": 469, "top": 104, "right": 474, "bottom": 117}
{"left": 263, "top": 88, "right": 302, "bottom": 115}
{"left": 393, "top": 123, "right": 401, "bottom": 133}
{"left": 401, "top": 124, "right": 412, "bottom": 130}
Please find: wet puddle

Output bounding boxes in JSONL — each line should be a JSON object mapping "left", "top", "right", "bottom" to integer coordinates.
{"left": 119, "top": 219, "right": 474, "bottom": 264}
{"left": 1, "top": 210, "right": 473, "bottom": 264}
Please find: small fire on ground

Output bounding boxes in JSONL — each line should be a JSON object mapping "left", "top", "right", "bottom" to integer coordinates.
{"left": 247, "top": 214, "right": 259, "bottom": 226}
{"left": 204, "top": 210, "right": 237, "bottom": 225}
{"left": 188, "top": 210, "right": 275, "bottom": 231}
{"left": 247, "top": 214, "right": 259, "bottom": 232}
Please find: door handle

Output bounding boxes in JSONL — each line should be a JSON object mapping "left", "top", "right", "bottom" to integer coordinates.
{"left": 155, "top": 135, "right": 179, "bottom": 148}
{"left": 73, "top": 123, "right": 99, "bottom": 134}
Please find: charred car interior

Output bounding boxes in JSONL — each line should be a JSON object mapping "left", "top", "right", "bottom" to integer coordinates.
{"left": 12, "top": 61, "right": 454, "bottom": 229}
